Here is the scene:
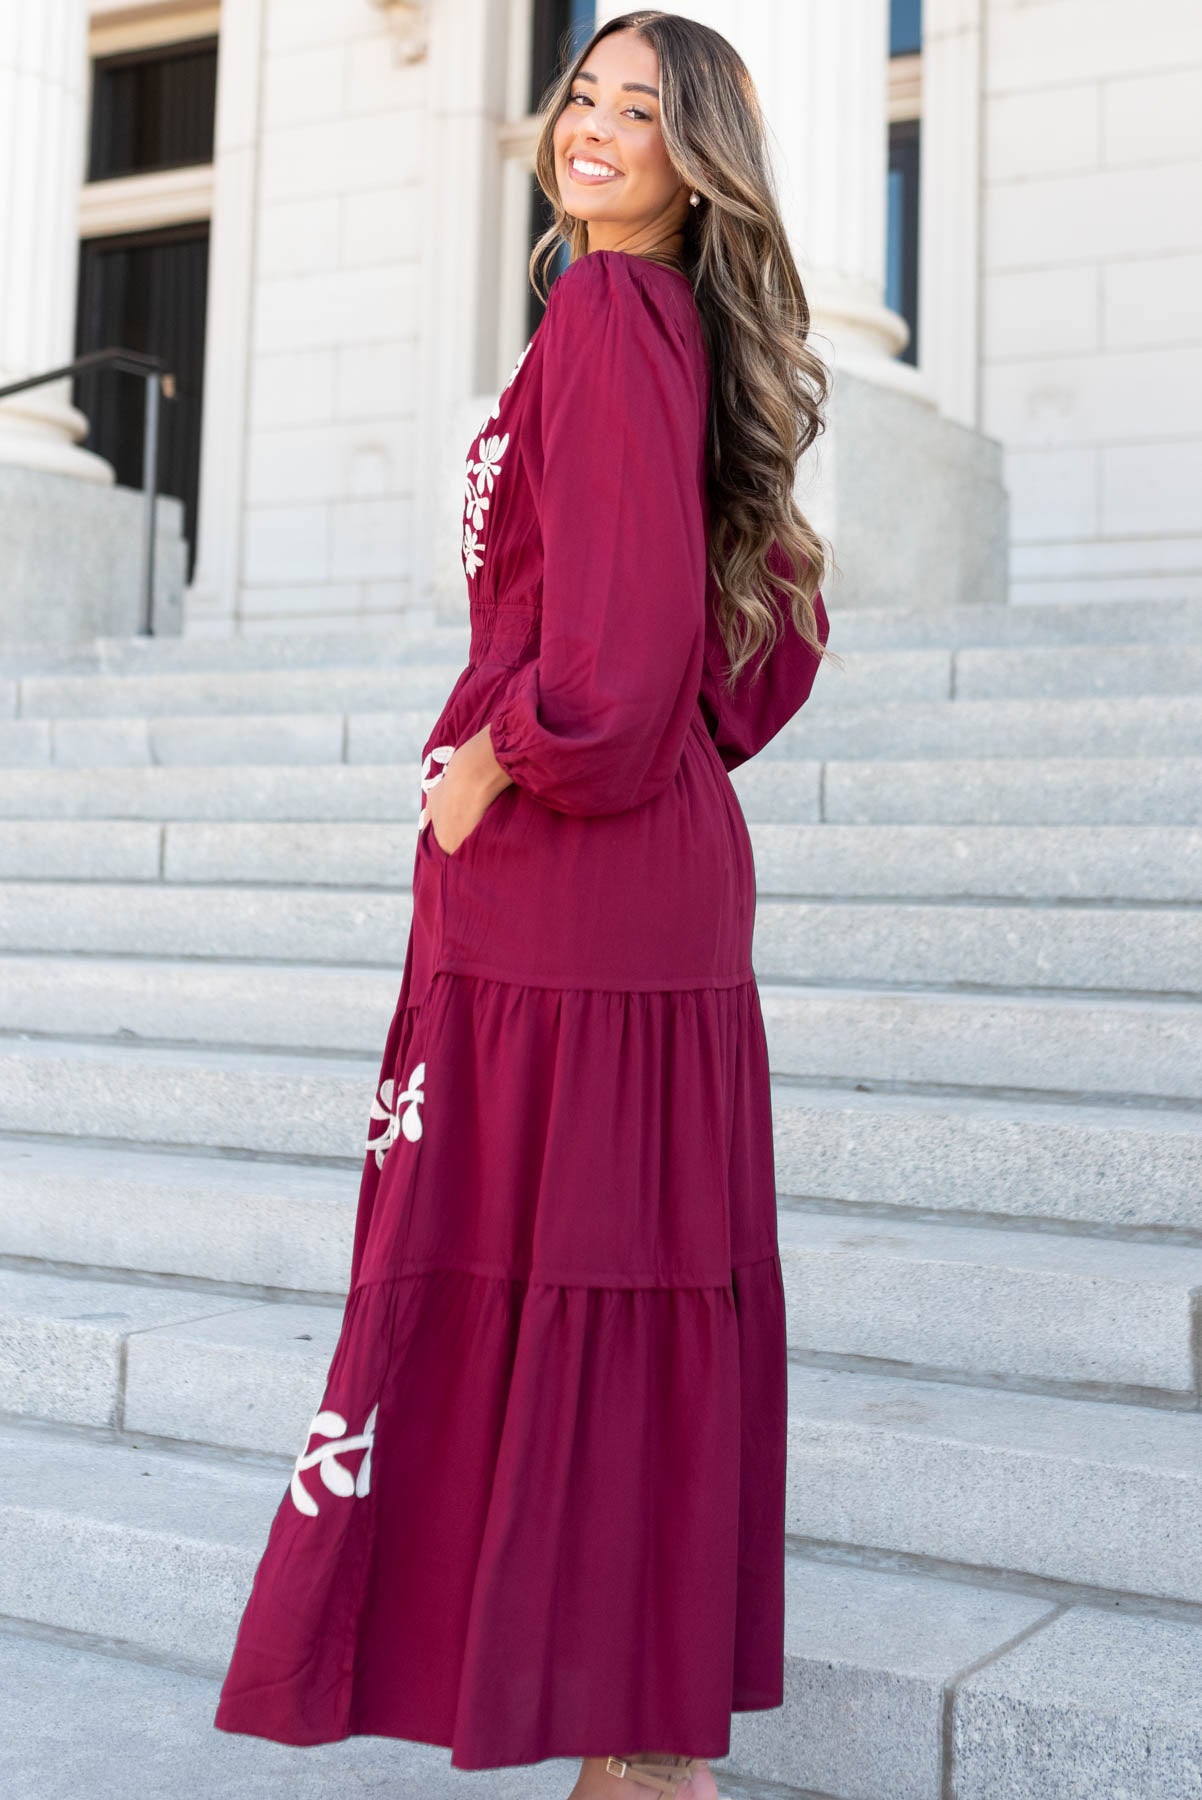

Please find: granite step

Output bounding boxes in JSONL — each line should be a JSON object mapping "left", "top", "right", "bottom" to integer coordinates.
{"left": 786, "top": 1365, "right": 1202, "bottom": 1603}
{"left": 749, "top": 822, "right": 1202, "bottom": 901}
{"left": 4, "top": 956, "right": 1198, "bottom": 1100}
{"left": 0, "top": 1456, "right": 1120, "bottom": 1800}
{"left": 3, "top": 817, "right": 1196, "bottom": 902}
{"left": 11, "top": 648, "right": 948, "bottom": 721}
{"left": 2, "top": 754, "right": 1199, "bottom": 826}
{"left": 4, "top": 593, "right": 1202, "bottom": 681}
{"left": 14, "top": 1570, "right": 1202, "bottom": 1800}
{"left": 3, "top": 884, "right": 1200, "bottom": 996}
{"left": 0, "top": 1627, "right": 582, "bottom": 1799}
{"left": 5, "top": 692, "right": 1202, "bottom": 772}
{"left": 2, "top": 1046, "right": 1200, "bottom": 1232}
{"left": 10, "top": 640, "right": 1202, "bottom": 727}
{"left": 0, "top": 1138, "right": 356, "bottom": 1293}
{"left": 2, "top": 1218, "right": 1200, "bottom": 1454}
{"left": 776, "top": 1211, "right": 1202, "bottom": 1398}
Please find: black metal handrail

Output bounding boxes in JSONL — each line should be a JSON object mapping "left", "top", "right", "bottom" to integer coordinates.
{"left": 0, "top": 348, "right": 177, "bottom": 634}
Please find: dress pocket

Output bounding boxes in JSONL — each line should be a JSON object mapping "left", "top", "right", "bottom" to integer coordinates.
{"left": 424, "top": 786, "right": 510, "bottom": 862}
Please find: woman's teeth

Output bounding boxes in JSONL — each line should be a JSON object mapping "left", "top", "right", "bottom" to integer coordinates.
{"left": 571, "top": 157, "right": 621, "bottom": 180}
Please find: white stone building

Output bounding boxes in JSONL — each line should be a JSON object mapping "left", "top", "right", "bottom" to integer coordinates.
{"left": 0, "top": 0, "right": 1198, "bottom": 644}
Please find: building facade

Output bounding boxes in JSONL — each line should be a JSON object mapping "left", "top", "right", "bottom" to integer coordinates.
{"left": 0, "top": 0, "right": 1198, "bottom": 641}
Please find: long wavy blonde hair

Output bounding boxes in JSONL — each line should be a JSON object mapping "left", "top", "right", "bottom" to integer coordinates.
{"left": 529, "top": 9, "right": 836, "bottom": 691}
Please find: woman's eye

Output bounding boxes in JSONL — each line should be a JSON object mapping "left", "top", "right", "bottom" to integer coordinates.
{"left": 568, "top": 93, "right": 650, "bottom": 120}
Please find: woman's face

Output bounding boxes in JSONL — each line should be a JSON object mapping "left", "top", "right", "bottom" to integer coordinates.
{"left": 552, "top": 30, "right": 690, "bottom": 250}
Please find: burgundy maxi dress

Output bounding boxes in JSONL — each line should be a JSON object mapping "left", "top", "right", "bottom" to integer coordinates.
{"left": 213, "top": 247, "right": 829, "bottom": 1770}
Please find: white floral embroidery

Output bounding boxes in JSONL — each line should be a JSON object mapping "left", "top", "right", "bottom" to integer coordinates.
{"left": 366, "top": 1060, "right": 426, "bottom": 1167}
{"left": 470, "top": 431, "right": 509, "bottom": 493}
{"left": 460, "top": 337, "right": 532, "bottom": 581}
{"left": 462, "top": 523, "right": 485, "bottom": 579}
{"left": 289, "top": 1401, "right": 377, "bottom": 1517}
{"left": 464, "top": 473, "right": 489, "bottom": 533}
{"left": 418, "top": 743, "right": 455, "bottom": 830}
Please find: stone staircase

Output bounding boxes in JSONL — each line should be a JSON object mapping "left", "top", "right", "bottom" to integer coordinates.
{"left": 1, "top": 599, "right": 1201, "bottom": 1800}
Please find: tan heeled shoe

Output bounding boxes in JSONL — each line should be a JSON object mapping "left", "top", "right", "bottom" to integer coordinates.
{"left": 603, "top": 1754, "right": 708, "bottom": 1795}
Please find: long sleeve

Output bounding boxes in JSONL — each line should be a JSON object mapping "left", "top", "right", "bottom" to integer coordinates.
{"left": 698, "top": 538, "right": 830, "bottom": 772}
{"left": 487, "top": 253, "right": 708, "bottom": 816}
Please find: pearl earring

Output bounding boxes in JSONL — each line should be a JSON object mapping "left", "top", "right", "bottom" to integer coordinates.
{"left": 689, "top": 190, "right": 701, "bottom": 206}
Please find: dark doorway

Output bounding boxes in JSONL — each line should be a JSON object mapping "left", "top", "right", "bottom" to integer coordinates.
{"left": 887, "top": 119, "right": 921, "bottom": 367}
{"left": 73, "top": 223, "right": 210, "bottom": 581}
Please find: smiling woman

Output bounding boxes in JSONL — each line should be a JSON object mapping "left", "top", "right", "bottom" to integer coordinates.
{"left": 212, "top": 14, "right": 833, "bottom": 1800}
{"left": 552, "top": 27, "right": 694, "bottom": 269}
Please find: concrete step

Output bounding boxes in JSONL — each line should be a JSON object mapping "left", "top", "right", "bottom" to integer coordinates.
{"left": 0, "top": 882, "right": 413, "bottom": 964}
{"left": 0, "top": 1417, "right": 289, "bottom": 1668}
{"left": 751, "top": 823, "right": 1202, "bottom": 901}
{"left": 3, "top": 885, "right": 1199, "bottom": 997}
{"left": 0, "top": 1627, "right": 580, "bottom": 1798}
{"left": 0, "top": 1138, "right": 355, "bottom": 1293}
{"left": 762, "top": 983, "right": 1202, "bottom": 1103}
{"left": 14, "top": 663, "right": 464, "bottom": 720}
{"left": 773, "top": 1085, "right": 1202, "bottom": 1235}
{"left": 777, "top": 1211, "right": 1202, "bottom": 1399}
{"left": 954, "top": 642, "right": 1202, "bottom": 700}
{"left": 786, "top": 1366, "right": 1202, "bottom": 1603}
{"left": 10, "top": 641, "right": 1202, "bottom": 727}
{"left": 6, "top": 692, "right": 1202, "bottom": 772}
{"left": 0, "top": 765, "right": 429, "bottom": 822}
{"left": 0, "top": 1267, "right": 342, "bottom": 1445}
{"left": 0, "top": 621, "right": 472, "bottom": 679}
{"left": 17, "top": 1576, "right": 1202, "bottom": 1800}
{"left": 754, "top": 691, "right": 1202, "bottom": 763}
{"left": 4, "top": 817, "right": 1197, "bottom": 903}
{"left": 948, "top": 1606, "right": 1202, "bottom": 1799}
{"left": 5, "top": 594, "right": 1202, "bottom": 681}
{"left": 3, "top": 754, "right": 1199, "bottom": 826}
{"left": 4, "top": 957, "right": 1199, "bottom": 1099}
{"left": 7, "top": 1126, "right": 1202, "bottom": 1366}
{"left": 12, "top": 648, "right": 949, "bottom": 721}
{"left": 4, "top": 1217, "right": 1200, "bottom": 1456}
{"left": 0, "top": 819, "right": 162, "bottom": 880}
{"left": 754, "top": 899, "right": 1202, "bottom": 995}
{"left": 0, "top": 1038, "right": 370, "bottom": 1159}
{"left": 2, "top": 1042, "right": 1200, "bottom": 1232}
{"left": 0, "top": 1457, "right": 1105, "bottom": 1800}
{"left": 814, "top": 756, "right": 1202, "bottom": 826}
{"left": 0, "top": 953, "right": 399, "bottom": 1055}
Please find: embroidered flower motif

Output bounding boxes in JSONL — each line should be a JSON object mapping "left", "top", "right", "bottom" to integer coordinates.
{"left": 460, "top": 337, "right": 532, "bottom": 582}
{"left": 462, "top": 523, "right": 485, "bottom": 579}
{"left": 418, "top": 744, "right": 455, "bottom": 829}
{"left": 464, "top": 473, "right": 489, "bottom": 533}
{"left": 366, "top": 1060, "right": 426, "bottom": 1167}
{"left": 289, "top": 1401, "right": 378, "bottom": 1518}
{"left": 470, "top": 431, "right": 509, "bottom": 493}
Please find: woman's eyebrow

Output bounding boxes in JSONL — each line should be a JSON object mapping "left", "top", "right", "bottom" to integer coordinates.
{"left": 573, "top": 69, "right": 660, "bottom": 98}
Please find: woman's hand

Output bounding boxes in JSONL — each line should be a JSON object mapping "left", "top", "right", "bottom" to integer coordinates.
{"left": 424, "top": 722, "right": 513, "bottom": 855}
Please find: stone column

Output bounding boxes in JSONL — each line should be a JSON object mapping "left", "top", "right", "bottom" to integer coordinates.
{"left": 595, "top": 0, "right": 915, "bottom": 389}
{"left": 919, "top": 0, "right": 985, "bottom": 429}
{"left": 0, "top": 0, "right": 112, "bottom": 481}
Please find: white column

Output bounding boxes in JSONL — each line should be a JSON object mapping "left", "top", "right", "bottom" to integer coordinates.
{"left": 919, "top": 0, "right": 984, "bottom": 429}
{"left": 0, "top": 0, "right": 111, "bottom": 480}
{"left": 185, "top": 0, "right": 265, "bottom": 635}
{"left": 595, "top": 0, "right": 918, "bottom": 391}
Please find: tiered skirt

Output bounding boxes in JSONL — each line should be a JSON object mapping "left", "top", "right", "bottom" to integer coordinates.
{"left": 213, "top": 942, "right": 787, "bottom": 1769}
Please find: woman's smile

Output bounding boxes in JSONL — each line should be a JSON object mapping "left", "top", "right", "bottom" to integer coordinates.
{"left": 567, "top": 154, "right": 624, "bottom": 184}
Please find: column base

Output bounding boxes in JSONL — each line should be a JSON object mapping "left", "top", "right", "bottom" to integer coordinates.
{"left": 0, "top": 389, "right": 115, "bottom": 484}
{"left": 799, "top": 366, "right": 1010, "bottom": 610}
{"left": 0, "top": 464, "right": 188, "bottom": 647}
